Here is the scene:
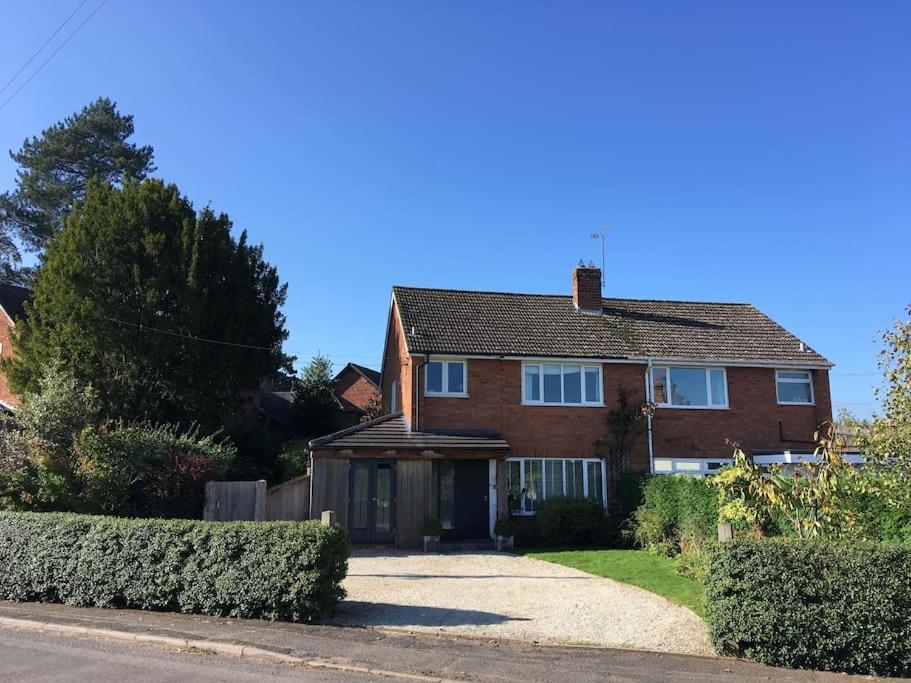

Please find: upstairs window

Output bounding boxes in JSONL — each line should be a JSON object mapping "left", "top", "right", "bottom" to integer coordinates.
{"left": 425, "top": 360, "right": 467, "bottom": 397}
{"left": 776, "top": 370, "right": 814, "bottom": 405}
{"left": 523, "top": 363, "right": 602, "bottom": 405}
{"left": 651, "top": 366, "right": 728, "bottom": 408}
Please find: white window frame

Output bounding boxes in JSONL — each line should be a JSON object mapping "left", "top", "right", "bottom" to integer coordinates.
{"left": 650, "top": 366, "right": 729, "bottom": 409}
{"left": 521, "top": 362, "right": 604, "bottom": 406}
{"left": 424, "top": 359, "right": 468, "bottom": 397}
{"left": 506, "top": 457, "right": 608, "bottom": 515}
{"left": 652, "top": 457, "right": 734, "bottom": 477}
{"left": 390, "top": 379, "right": 398, "bottom": 413}
{"left": 775, "top": 369, "right": 815, "bottom": 406}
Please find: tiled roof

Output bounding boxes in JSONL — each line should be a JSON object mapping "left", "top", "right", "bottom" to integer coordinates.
{"left": 0, "top": 284, "right": 29, "bottom": 322}
{"left": 349, "top": 363, "right": 381, "bottom": 387}
{"left": 393, "top": 286, "right": 831, "bottom": 366}
{"left": 310, "top": 413, "right": 510, "bottom": 451}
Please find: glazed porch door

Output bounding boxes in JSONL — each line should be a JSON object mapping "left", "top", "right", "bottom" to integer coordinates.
{"left": 348, "top": 460, "right": 395, "bottom": 544}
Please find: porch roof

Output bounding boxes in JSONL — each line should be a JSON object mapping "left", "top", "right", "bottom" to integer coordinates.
{"left": 309, "top": 412, "right": 510, "bottom": 451}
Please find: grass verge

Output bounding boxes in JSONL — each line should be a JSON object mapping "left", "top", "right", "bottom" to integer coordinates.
{"left": 516, "top": 548, "right": 705, "bottom": 617}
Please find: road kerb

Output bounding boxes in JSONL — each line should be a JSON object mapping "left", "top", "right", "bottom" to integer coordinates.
{"left": 0, "top": 614, "right": 459, "bottom": 682}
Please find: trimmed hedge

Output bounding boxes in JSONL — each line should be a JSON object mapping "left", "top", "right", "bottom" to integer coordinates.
{"left": 705, "top": 539, "right": 911, "bottom": 677}
{"left": 0, "top": 511, "right": 349, "bottom": 622}
{"left": 536, "top": 497, "right": 607, "bottom": 546}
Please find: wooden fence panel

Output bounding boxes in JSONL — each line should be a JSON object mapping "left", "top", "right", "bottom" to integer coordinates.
{"left": 265, "top": 474, "right": 311, "bottom": 521}
{"left": 203, "top": 480, "right": 266, "bottom": 521}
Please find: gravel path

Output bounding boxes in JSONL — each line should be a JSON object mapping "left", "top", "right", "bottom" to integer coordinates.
{"left": 334, "top": 551, "right": 714, "bottom": 657}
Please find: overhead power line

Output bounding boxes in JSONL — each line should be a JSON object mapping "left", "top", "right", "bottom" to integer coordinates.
{"left": 0, "top": 0, "right": 107, "bottom": 113}
{"left": 100, "top": 315, "right": 277, "bottom": 352}
{"left": 0, "top": 0, "right": 90, "bottom": 97}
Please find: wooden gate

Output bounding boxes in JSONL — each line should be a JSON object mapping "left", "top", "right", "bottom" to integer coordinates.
{"left": 265, "top": 474, "right": 311, "bottom": 521}
{"left": 203, "top": 476, "right": 311, "bottom": 521}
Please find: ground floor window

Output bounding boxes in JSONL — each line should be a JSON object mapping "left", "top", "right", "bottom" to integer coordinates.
{"left": 507, "top": 457, "right": 605, "bottom": 515}
{"left": 652, "top": 457, "right": 733, "bottom": 476}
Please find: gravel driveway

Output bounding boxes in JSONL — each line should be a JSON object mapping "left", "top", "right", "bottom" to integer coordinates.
{"left": 333, "top": 551, "right": 713, "bottom": 656}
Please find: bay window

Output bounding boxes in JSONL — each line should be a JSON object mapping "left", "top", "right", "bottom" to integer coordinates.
{"left": 650, "top": 366, "right": 728, "bottom": 408}
{"left": 507, "top": 457, "right": 606, "bottom": 514}
{"left": 776, "top": 370, "right": 814, "bottom": 405}
{"left": 523, "top": 363, "right": 603, "bottom": 405}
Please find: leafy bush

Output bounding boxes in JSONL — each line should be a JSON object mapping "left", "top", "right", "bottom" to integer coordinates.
{"left": 536, "top": 497, "right": 607, "bottom": 545}
{"left": 494, "top": 516, "right": 514, "bottom": 537}
{"left": 75, "top": 422, "right": 234, "bottom": 519}
{"left": 0, "top": 511, "right": 348, "bottom": 622}
{"left": 615, "top": 472, "right": 647, "bottom": 514}
{"left": 705, "top": 539, "right": 911, "bottom": 676}
{"left": 630, "top": 475, "right": 719, "bottom": 554}
{"left": 0, "top": 363, "right": 235, "bottom": 518}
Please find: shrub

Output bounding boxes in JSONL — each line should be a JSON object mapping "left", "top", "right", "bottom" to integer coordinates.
{"left": 494, "top": 516, "right": 514, "bottom": 537}
{"left": 0, "top": 511, "right": 349, "bottom": 622}
{"left": 630, "top": 475, "right": 719, "bottom": 554}
{"left": 705, "top": 539, "right": 911, "bottom": 676}
{"left": 536, "top": 497, "right": 606, "bottom": 546}
{"left": 615, "top": 472, "right": 647, "bottom": 514}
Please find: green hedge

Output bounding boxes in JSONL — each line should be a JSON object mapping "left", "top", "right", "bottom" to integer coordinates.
{"left": 536, "top": 497, "right": 607, "bottom": 546}
{"left": 705, "top": 539, "right": 911, "bottom": 676}
{"left": 631, "top": 475, "right": 719, "bottom": 553}
{"left": 0, "top": 511, "right": 349, "bottom": 622}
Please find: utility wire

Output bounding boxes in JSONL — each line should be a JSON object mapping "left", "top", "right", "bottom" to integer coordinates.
{"left": 0, "top": 0, "right": 106, "bottom": 113}
{"left": 100, "top": 315, "right": 277, "bottom": 352}
{"left": 0, "top": 0, "right": 90, "bottom": 97}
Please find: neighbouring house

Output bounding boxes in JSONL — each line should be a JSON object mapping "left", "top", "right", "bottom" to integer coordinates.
{"left": 333, "top": 362, "right": 381, "bottom": 423}
{"left": 0, "top": 284, "right": 29, "bottom": 412}
{"left": 309, "top": 264, "right": 833, "bottom": 547}
{"left": 257, "top": 363, "right": 382, "bottom": 430}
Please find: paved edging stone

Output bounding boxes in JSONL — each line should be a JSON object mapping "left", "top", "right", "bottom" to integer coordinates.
{"left": 0, "top": 615, "right": 457, "bottom": 682}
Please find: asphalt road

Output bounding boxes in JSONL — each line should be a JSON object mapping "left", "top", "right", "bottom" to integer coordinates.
{"left": 0, "top": 628, "right": 383, "bottom": 682}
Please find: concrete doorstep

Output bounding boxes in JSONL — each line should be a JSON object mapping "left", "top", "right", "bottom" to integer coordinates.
{"left": 0, "top": 601, "right": 893, "bottom": 682}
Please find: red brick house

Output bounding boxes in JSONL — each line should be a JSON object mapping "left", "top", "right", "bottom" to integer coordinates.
{"left": 0, "top": 285, "right": 29, "bottom": 412}
{"left": 333, "top": 362, "right": 381, "bottom": 423}
{"left": 310, "top": 265, "right": 832, "bottom": 547}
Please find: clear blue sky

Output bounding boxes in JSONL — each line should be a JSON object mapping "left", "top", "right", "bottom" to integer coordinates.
{"left": 2, "top": 1, "right": 909, "bottom": 418}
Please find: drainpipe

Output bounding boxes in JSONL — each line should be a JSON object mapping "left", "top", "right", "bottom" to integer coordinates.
{"left": 645, "top": 358, "right": 655, "bottom": 474}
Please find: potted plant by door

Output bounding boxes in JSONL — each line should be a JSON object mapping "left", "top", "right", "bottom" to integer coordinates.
{"left": 494, "top": 517, "right": 514, "bottom": 551}
{"left": 423, "top": 517, "right": 442, "bottom": 552}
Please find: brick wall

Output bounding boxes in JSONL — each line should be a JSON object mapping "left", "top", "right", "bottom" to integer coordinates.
{"left": 412, "top": 356, "right": 832, "bottom": 471}
{"left": 0, "top": 313, "right": 19, "bottom": 408}
{"left": 381, "top": 307, "right": 413, "bottom": 418}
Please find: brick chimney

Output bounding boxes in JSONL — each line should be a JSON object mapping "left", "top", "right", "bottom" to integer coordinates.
{"left": 572, "top": 262, "right": 602, "bottom": 313}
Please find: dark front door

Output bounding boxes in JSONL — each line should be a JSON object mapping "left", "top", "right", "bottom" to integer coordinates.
{"left": 439, "top": 460, "right": 489, "bottom": 540}
{"left": 348, "top": 460, "right": 395, "bottom": 544}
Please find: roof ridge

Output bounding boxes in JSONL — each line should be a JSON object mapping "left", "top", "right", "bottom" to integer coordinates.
{"left": 394, "top": 285, "right": 751, "bottom": 306}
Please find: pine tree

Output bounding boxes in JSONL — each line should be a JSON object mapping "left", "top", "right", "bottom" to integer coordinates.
{"left": 0, "top": 97, "right": 154, "bottom": 281}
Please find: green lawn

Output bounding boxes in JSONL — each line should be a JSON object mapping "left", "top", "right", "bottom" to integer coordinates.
{"left": 516, "top": 548, "right": 705, "bottom": 617}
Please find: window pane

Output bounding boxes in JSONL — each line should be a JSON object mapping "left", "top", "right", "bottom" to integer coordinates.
{"left": 563, "top": 365, "right": 581, "bottom": 403}
{"left": 586, "top": 461, "right": 604, "bottom": 503}
{"left": 778, "top": 371, "right": 811, "bottom": 381}
{"left": 651, "top": 367, "right": 668, "bottom": 403}
{"left": 778, "top": 381, "right": 813, "bottom": 403}
{"left": 669, "top": 367, "right": 709, "bottom": 406}
{"left": 545, "top": 460, "right": 564, "bottom": 499}
{"left": 351, "top": 464, "right": 369, "bottom": 530}
{"left": 524, "top": 365, "right": 540, "bottom": 401}
{"left": 439, "top": 461, "right": 455, "bottom": 529}
{"left": 709, "top": 369, "right": 727, "bottom": 406}
{"left": 427, "top": 362, "right": 443, "bottom": 393}
{"left": 543, "top": 365, "right": 562, "bottom": 403}
{"left": 525, "top": 459, "right": 543, "bottom": 512}
{"left": 584, "top": 367, "right": 601, "bottom": 403}
{"left": 565, "top": 460, "right": 584, "bottom": 498}
{"left": 447, "top": 362, "right": 465, "bottom": 394}
{"left": 507, "top": 461, "right": 522, "bottom": 513}
{"left": 375, "top": 465, "right": 392, "bottom": 532}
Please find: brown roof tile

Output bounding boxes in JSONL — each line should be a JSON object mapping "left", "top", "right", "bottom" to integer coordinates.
{"left": 393, "top": 286, "right": 831, "bottom": 366}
